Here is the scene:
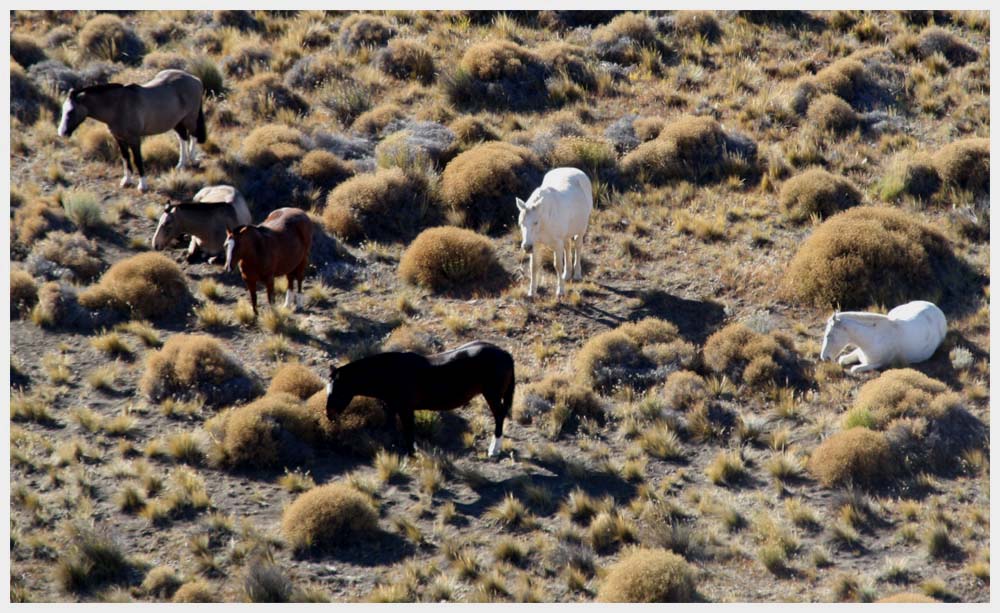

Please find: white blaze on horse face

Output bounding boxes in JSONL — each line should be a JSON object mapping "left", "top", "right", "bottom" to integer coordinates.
{"left": 151, "top": 213, "right": 170, "bottom": 249}
{"left": 224, "top": 237, "right": 236, "bottom": 272}
{"left": 58, "top": 99, "right": 74, "bottom": 137}
{"left": 488, "top": 435, "right": 503, "bottom": 457}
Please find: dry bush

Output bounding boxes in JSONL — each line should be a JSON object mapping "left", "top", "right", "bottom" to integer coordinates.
{"left": 143, "top": 51, "right": 188, "bottom": 72}
{"left": 307, "top": 391, "right": 386, "bottom": 435}
{"left": 461, "top": 40, "right": 538, "bottom": 81}
{"left": 141, "top": 134, "right": 180, "bottom": 172}
{"left": 78, "top": 252, "right": 192, "bottom": 320}
{"left": 852, "top": 369, "right": 948, "bottom": 428}
{"left": 702, "top": 323, "right": 799, "bottom": 387}
{"left": 12, "top": 199, "right": 71, "bottom": 246}
{"left": 575, "top": 318, "right": 696, "bottom": 393}
{"left": 932, "top": 138, "right": 989, "bottom": 195}
{"left": 915, "top": 26, "right": 978, "bottom": 66}
{"left": 807, "top": 427, "right": 894, "bottom": 487}
{"left": 675, "top": 11, "right": 722, "bottom": 42}
{"left": 284, "top": 53, "right": 347, "bottom": 91}
{"left": 268, "top": 363, "right": 325, "bottom": 400}
{"left": 29, "top": 231, "right": 103, "bottom": 281}
{"left": 207, "top": 392, "right": 331, "bottom": 469}
{"left": 139, "top": 334, "right": 256, "bottom": 406}
{"left": 221, "top": 44, "right": 272, "bottom": 80}
{"left": 240, "top": 124, "right": 307, "bottom": 168}
{"left": 213, "top": 9, "right": 261, "bottom": 32}
{"left": 298, "top": 150, "right": 354, "bottom": 189}
{"left": 807, "top": 94, "right": 860, "bottom": 134}
{"left": 77, "top": 123, "right": 120, "bottom": 163}
{"left": 398, "top": 226, "right": 507, "bottom": 294}
{"left": 78, "top": 14, "right": 146, "bottom": 65}
{"left": 449, "top": 115, "right": 499, "bottom": 146}
{"left": 549, "top": 137, "right": 617, "bottom": 182}
{"left": 621, "top": 115, "right": 753, "bottom": 185}
{"left": 376, "top": 39, "right": 435, "bottom": 83}
{"left": 440, "top": 141, "right": 543, "bottom": 233}
{"left": 11, "top": 34, "right": 46, "bottom": 68}
{"left": 172, "top": 580, "right": 216, "bottom": 603}
{"left": 32, "top": 281, "right": 99, "bottom": 330}
{"left": 597, "top": 547, "right": 697, "bottom": 602}
{"left": 10, "top": 60, "right": 54, "bottom": 125}
{"left": 235, "top": 73, "right": 308, "bottom": 120}
{"left": 633, "top": 117, "right": 667, "bottom": 141}
{"left": 878, "top": 153, "right": 941, "bottom": 201}
{"left": 10, "top": 269, "right": 38, "bottom": 318}
{"left": 779, "top": 168, "right": 862, "bottom": 223}
{"left": 782, "top": 206, "right": 972, "bottom": 309}
{"left": 516, "top": 374, "right": 606, "bottom": 435}
{"left": 662, "top": 370, "right": 707, "bottom": 411}
{"left": 876, "top": 593, "right": 938, "bottom": 603}
{"left": 536, "top": 42, "right": 597, "bottom": 90}
{"left": 141, "top": 565, "right": 183, "bottom": 599}
{"left": 55, "top": 523, "right": 136, "bottom": 594}
{"left": 322, "top": 168, "right": 436, "bottom": 243}
{"left": 339, "top": 13, "right": 396, "bottom": 50}
{"left": 382, "top": 324, "right": 440, "bottom": 354}
{"left": 447, "top": 41, "right": 549, "bottom": 110}
{"left": 352, "top": 103, "right": 404, "bottom": 136}
{"left": 592, "top": 12, "right": 661, "bottom": 65}
{"left": 281, "top": 482, "right": 379, "bottom": 552}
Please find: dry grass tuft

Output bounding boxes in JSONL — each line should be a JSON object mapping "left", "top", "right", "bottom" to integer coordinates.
{"left": 376, "top": 38, "right": 435, "bottom": 83}
{"left": 340, "top": 13, "right": 396, "bottom": 50}
{"left": 55, "top": 523, "right": 136, "bottom": 593}
{"left": 398, "top": 226, "right": 507, "bottom": 294}
{"left": 10, "top": 269, "right": 38, "bottom": 318}
{"left": 281, "top": 482, "right": 379, "bottom": 552}
{"left": 931, "top": 138, "right": 989, "bottom": 195}
{"left": 172, "top": 580, "right": 216, "bottom": 603}
{"left": 78, "top": 14, "right": 145, "bottom": 64}
{"left": 574, "top": 318, "right": 696, "bottom": 393}
{"left": 13, "top": 199, "right": 71, "bottom": 246}
{"left": 268, "top": 363, "right": 325, "bottom": 400}
{"left": 779, "top": 168, "right": 862, "bottom": 223}
{"left": 322, "top": 168, "right": 436, "bottom": 243}
{"left": 915, "top": 26, "right": 978, "bottom": 66}
{"left": 662, "top": 370, "right": 707, "bottom": 411}
{"left": 702, "top": 323, "right": 798, "bottom": 387}
{"left": 879, "top": 153, "right": 941, "bottom": 201}
{"left": 808, "top": 427, "right": 894, "bottom": 487}
{"left": 516, "top": 374, "right": 605, "bottom": 438}
{"left": 235, "top": 73, "right": 309, "bottom": 120}
{"left": 139, "top": 334, "right": 255, "bottom": 406}
{"left": 852, "top": 369, "right": 949, "bottom": 429}
{"left": 78, "top": 252, "right": 192, "bottom": 320}
{"left": 807, "top": 94, "right": 860, "bottom": 134}
{"left": 440, "top": 141, "right": 543, "bottom": 233}
{"left": 876, "top": 592, "right": 939, "bottom": 603}
{"left": 783, "top": 206, "right": 971, "bottom": 309}
{"left": 298, "top": 150, "right": 353, "bottom": 188}
{"left": 240, "top": 124, "right": 307, "bottom": 168}
{"left": 31, "top": 231, "right": 104, "bottom": 281}
{"left": 597, "top": 547, "right": 697, "bottom": 602}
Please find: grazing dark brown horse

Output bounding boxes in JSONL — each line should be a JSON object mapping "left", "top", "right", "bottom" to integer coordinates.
{"left": 326, "top": 341, "right": 516, "bottom": 456}
{"left": 58, "top": 69, "right": 205, "bottom": 192}
{"left": 224, "top": 207, "right": 313, "bottom": 315}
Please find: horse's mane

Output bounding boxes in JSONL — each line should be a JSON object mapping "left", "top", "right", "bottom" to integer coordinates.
{"left": 76, "top": 82, "right": 127, "bottom": 95}
{"left": 171, "top": 201, "right": 236, "bottom": 212}
{"left": 837, "top": 311, "right": 887, "bottom": 323}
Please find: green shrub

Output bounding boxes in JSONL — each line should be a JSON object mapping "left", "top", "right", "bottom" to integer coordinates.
{"left": 61, "top": 190, "right": 105, "bottom": 233}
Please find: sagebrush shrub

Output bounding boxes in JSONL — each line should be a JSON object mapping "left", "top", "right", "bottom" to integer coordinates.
{"left": 398, "top": 226, "right": 507, "bottom": 293}
{"left": 268, "top": 363, "right": 326, "bottom": 400}
{"left": 140, "top": 334, "right": 255, "bottom": 405}
{"left": 779, "top": 167, "right": 862, "bottom": 222}
{"left": 322, "top": 167, "right": 437, "bottom": 243}
{"left": 281, "top": 482, "right": 379, "bottom": 552}
{"left": 575, "top": 318, "right": 696, "bottom": 393}
{"left": 597, "top": 547, "right": 697, "bottom": 602}
{"left": 932, "top": 138, "right": 989, "bottom": 195}
{"left": 78, "top": 252, "right": 192, "bottom": 320}
{"left": 807, "top": 427, "right": 893, "bottom": 487}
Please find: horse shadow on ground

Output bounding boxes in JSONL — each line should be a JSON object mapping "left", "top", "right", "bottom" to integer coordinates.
{"left": 292, "top": 529, "right": 416, "bottom": 567}
{"left": 576, "top": 285, "right": 726, "bottom": 345}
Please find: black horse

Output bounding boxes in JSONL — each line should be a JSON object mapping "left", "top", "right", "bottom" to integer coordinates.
{"left": 326, "top": 341, "right": 515, "bottom": 456}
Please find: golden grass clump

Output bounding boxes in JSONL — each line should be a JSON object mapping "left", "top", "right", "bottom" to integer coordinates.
{"left": 878, "top": 153, "right": 941, "bottom": 202}
{"left": 812, "top": 58, "right": 867, "bottom": 102}
{"left": 621, "top": 115, "right": 746, "bottom": 185}
{"left": 461, "top": 40, "right": 538, "bottom": 81}
{"left": 139, "top": 334, "right": 253, "bottom": 405}
{"left": 240, "top": 124, "right": 307, "bottom": 168}
{"left": 78, "top": 252, "right": 191, "bottom": 320}
{"left": 597, "top": 548, "right": 697, "bottom": 602}
{"left": 702, "top": 323, "right": 797, "bottom": 387}
{"left": 807, "top": 427, "right": 893, "bottom": 487}
{"left": 851, "top": 369, "right": 949, "bottom": 429}
{"left": 574, "top": 318, "right": 696, "bottom": 393}
{"left": 78, "top": 14, "right": 146, "bottom": 64}
{"left": 352, "top": 103, "right": 404, "bottom": 136}
{"left": 77, "top": 123, "right": 120, "bottom": 163}
{"left": 662, "top": 370, "right": 707, "bottom": 411}
{"left": 339, "top": 13, "right": 396, "bottom": 50}
{"left": 141, "top": 134, "right": 180, "bottom": 172}
{"left": 779, "top": 168, "right": 862, "bottom": 223}
{"left": 33, "top": 231, "right": 104, "bottom": 280}
{"left": 322, "top": 168, "right": 435, "bottom": 243}
{"left": 516, "top": 374, "right": 605, "bottom": 435}
{"left": 440, "top": 141, "right": 543, "bottom": 233}
{"left": 172, "top": 580, "right": 216, "bottom": 603}
{"left": 807, "top": 94, "right": 860, "bottom": 134}
{"left": 268, "top": 363, "right": 325, "bottom": 400}
{"left": 12, "top": 199, "right": 70, "bottom": 246}
{"left": 592, "top": 12, "right": 660, "bottom": 64}
{"left": 207, "top": 392, "right": 331, "bottom": 468}
{"left": 675, "top": 11, "right": 722, "bottom": 42}
{"left": 376, "top": 38, "right": 435, "bottom": 83}
{"left": 915, "top": 26, "right": 979, "bottom": 66}
{"left": 10, "top": 269, "right": 38, "bottom": 318}
{"left": 449, "top": 115, "right": 499, "bottom": 147}
{"left": 782, "top": 206, "right": 967, "bottom": 309}
{"left": 235, "top": 73, "right": 308, "bottom": 120}
{"left": 549, "top": 137, "right": 617, "bottom": 179}
{"left": 298, "top": 150, "right": 354, "bottom": 188}
{"left": 398, "top": 226, "right": 506, "bottom": 294}
{"left": 281, "top": 482, "right": 379, "bottom": 552}
{"left": 931, "top": 138, "right": 989, "bottom": 195}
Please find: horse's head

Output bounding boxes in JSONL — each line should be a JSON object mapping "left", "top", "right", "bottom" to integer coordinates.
{"left": 151, "top": 204, "right": 179, "bottom": 250}
{"left": 515, "top": 192, "right": 543, "bottom": 252}
{"left": 820, "top": 313, "right": 850, "bottom": 361}
{"left": 325, "top": 364, "right": 352, "bottom": 422}
{"left": 58, "top": 89, "right": 88, "bottom": 137}
{"left": 224, "top": 225, "right": 251, "bottom": 273}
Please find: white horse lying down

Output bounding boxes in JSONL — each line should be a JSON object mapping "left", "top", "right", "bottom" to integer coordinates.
{"left": 820, "top": 300, "right": 947, "bottom": 373}
{"left": 516, "top": 167, "right": 593, "bottom": 298}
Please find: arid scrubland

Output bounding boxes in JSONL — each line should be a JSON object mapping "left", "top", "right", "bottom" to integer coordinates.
{"left": 9, "top": 10, "right": 989, "bottom": 603}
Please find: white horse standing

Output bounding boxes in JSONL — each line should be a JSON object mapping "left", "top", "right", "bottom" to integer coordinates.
{"left": 820, "top": 300, "right": 947, "bottom": 373}
{"left": 515, "top": 167, "right": 593, "bottom": 298}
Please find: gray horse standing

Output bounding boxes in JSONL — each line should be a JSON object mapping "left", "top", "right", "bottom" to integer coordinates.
{"left": 58, "top": 69, "right": 206, "bottom": 192}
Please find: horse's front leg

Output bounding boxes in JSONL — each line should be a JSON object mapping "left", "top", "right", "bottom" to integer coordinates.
{"left": 129, "top": 141, "right": 147, "bottom": 192}
{"left": 838, "top": 348, "right": 863, "bottom": 367}
{"left": 282, "top": 274, "right": 296, "bottom": 310}
{"left": 264, "top": 277, "right": 276, "bottom": 307}
{"left": 175, "top": 131, "right": 188, "bottom": 168}
{"left": 555, "top": 245, "right": 566, "bottom": 298}
{"left": 561, "top": 239, "right": 573, "bottom": 282}
{"left": 185, "top": 237, "right": 200, "bottom": 263}
{"left": 527, "top": 249, "right": 539, "bottom": 298}
{"left": 399, "top": 408, "right": 416, "bottom": 456}
{"left": 246, "top": 279, "right": 258, "bottom": 316}
{"left": 850, "top": 361, "right": 880, "bottom": 374}
{"left": 115, "top": 138, "right": 132, "bottom": 187}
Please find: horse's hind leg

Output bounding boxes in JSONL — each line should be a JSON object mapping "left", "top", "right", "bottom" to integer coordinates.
{"left": 486, "top": 377, "right": 514, "bottom": 458}
{"left": 282, "top": 273, "right": 296, "bottom": 310}
{"left": 399, "top": 408, "right": 416, "bottom": 456}
{"left": 115, "top": 138, "right": 132, "bottom": 187}
{"left": 572, "top": 234, "right": 584, "bottom": 281}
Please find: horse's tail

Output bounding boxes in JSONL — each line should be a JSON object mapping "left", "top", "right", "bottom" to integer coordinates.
{"left": 195, "top": 102, "right": 207, "bottom": 144}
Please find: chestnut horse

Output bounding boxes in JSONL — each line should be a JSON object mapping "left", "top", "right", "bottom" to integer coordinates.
{"left": 224, "top": 208, "right": 313, "bottom": 315}
{"left": 326, "top": 341, "right": 516, "bottom": 457}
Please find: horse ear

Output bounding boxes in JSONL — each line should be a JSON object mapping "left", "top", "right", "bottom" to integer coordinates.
{"left": 515, "top": 197, "right": 526, "bottom": 212}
